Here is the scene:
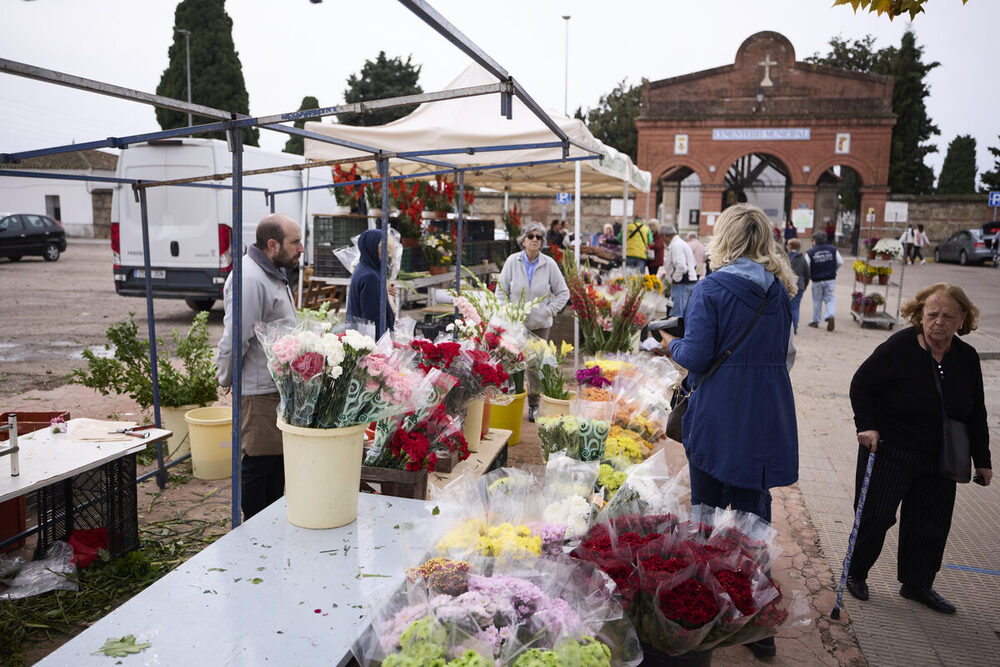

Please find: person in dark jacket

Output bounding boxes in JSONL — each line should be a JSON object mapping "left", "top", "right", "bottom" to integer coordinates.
{"left": 346, "top": 229, "right": 395, "bottom": 337}
{"left": 806, "top": 231, "right": 843, "bottom": 331}
{"left": 846, "top": 283, "right": 990, "bottom": 614}
{"left": 783, "top": 220, "right": 797, "bottom": 249}
{"left": 787, "top": 238, "right": 810, "bottom": 334}
{"left": 658, "top": 203, "right": 798, "bottom": 658}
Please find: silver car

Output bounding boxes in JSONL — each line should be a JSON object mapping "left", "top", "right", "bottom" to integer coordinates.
{"left": 933, "top": 228, "right": 993, "bottom": 265}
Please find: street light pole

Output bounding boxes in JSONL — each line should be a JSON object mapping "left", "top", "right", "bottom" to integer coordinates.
{"left": 176, "top": 28, "right": 192, "bottom": 129}
{"left": 562, "top": 15, "right": 571, "bottom": 117}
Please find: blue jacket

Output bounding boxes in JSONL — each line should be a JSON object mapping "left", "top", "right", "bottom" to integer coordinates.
{"left": 346, "top": 229, "right": 394, "bottom": 337}
{"left": 668, "top": 266, "right": 798, "bottom": 489}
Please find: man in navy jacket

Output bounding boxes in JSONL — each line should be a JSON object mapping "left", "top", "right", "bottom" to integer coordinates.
{"left": 805, "top": 231, "right": 843, "bottom": 331}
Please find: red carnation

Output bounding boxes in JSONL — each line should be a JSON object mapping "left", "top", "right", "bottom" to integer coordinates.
{"left": 290, "top": 352, "right": 324, "bottom": 381}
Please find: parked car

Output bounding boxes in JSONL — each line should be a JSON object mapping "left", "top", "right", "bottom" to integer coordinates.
{"left": 933, "top": 228, "right": 993, "bottom": 265}
{"left": 0, "top": 213, "right": 67, "bottom": 262}
{"left": 983, "top": 222, "right": 1000, "bottom": 267}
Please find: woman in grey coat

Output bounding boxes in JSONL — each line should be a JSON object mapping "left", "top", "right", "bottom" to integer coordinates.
{"left": 497, "top": 220, "right": 570, "bottom": 421}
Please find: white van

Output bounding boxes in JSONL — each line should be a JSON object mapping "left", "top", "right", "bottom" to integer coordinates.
{"left": 111, "top": 138, "right": 335, "bottom": 310}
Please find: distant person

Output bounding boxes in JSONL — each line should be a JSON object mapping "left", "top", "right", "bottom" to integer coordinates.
{"left": 783, "top": 220, "right": 797, "bottom": 249}
{"left": 787, "top": 239, "right": 810, "bottom": 334}
{"left": 598, "top": 223, "right": 620, "bottom": 251}
{"left": 805, "top": 231, "right": 843, "bottom": 331}
{"left": 497, "top": 221, "right": 570, "bottom": 423}
{"left": 825, "top": 220, "right": 837, "bottom": 246}
{"left": 546, "top": 219, "right": 565, "bottom": 250}
{"left": 612, "top": 220, "right": 622, "bottom": 238}
{"left": 217, "top": 213, "right": 302, "bottom": 520}
{"left": 659, "top": 223, "right": 698, "bottom": 316}
{"left": 847, "top": 284, "right": 990, "bottom": 614}
{"left": 900, "top": 225, "right": 916, "bottom": 264}
{"left": 913, "top": 224, "right": 928, "bottom": 264}
{"left": 686, "top": 232, "right": 707, "bottom": 278}
{"left": 622, "top": 217, "right": 652, "bottom": 272}
{"left": 346, "top": 229, "right": 396, "bottom": 338}
{"left": 647, "top": 219, "right": 665, "bottom": 276}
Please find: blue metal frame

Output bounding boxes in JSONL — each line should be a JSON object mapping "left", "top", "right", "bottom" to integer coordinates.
{"left": 230, "top": 125, "right": 244, "bottom": 528}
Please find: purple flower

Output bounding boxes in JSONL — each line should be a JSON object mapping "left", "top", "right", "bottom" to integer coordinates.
{"left": 468, "top": 574, "right": 545, "bottom": 623}
{"left": 575, "top": 366, "right": 611, "bottom": 388}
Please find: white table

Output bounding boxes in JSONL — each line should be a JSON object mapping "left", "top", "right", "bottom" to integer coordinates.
{"left": 38, "top": 494, "right": 436, "bottom": 666}
{"left": 0, "top": 419, "right": 170, "bottom": 504}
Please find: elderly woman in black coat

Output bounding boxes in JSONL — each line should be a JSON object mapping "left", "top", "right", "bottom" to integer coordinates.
{"left": 847, "top": 283, "right": 991, "bottom": 614}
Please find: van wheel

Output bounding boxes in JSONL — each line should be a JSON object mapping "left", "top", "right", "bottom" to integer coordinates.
{"left": 43, "top": 244, "right": 60, "bottom": 261}
{"left": 185, "top": 299, "right": 215, "bottom": 312}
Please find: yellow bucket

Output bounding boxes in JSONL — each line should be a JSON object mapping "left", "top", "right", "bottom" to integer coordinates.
{"left": 488, "top": 391, "right": 527, "bottom": 445}
{"left": 184, "top": 407, "right": 233, "bottom": 480}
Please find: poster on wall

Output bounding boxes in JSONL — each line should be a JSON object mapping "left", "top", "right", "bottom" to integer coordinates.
{"left": 883, "top": 201, "right": 908, "bottom": 224}
{"left": 674, "top": 134, "right": 689, "bottom": 155}
{"left": 835, "top": 133, "right": 851, "bottom": 154}
{"left": 610, "top": 199, "right": 635, "bottom": 217}
{"left": 792, "top": 208, "right": 814, "bottom": 231}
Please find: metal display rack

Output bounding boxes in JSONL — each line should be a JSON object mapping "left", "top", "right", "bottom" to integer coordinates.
{"left": 851, "top": 219, "right": 906, "bottom": 328}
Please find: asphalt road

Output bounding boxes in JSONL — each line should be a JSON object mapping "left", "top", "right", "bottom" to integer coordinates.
{"left": 1, "top": 239, "right": 997, "bottom": 398}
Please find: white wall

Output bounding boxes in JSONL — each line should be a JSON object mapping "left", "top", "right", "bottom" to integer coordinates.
{"left": 0, "top": 169, "right": 120, "bottom": 238}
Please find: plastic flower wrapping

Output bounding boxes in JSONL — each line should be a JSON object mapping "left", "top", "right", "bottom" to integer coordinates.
{"left": 531, "top": 339, "right": 574, "bottom": 401}
{"left": 255, "top": 321, "right": 423, "bottom": 428}
{"left": 334, "top": 228, "right": 404, "bottom": 281}
{"left": 537, "top": 415, "right": 611, "bottom": 463}
{"left": 351, "top": 555, "right": 642, "bottom": 667}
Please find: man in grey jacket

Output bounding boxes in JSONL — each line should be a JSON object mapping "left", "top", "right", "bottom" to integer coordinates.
{"left": 217, "top": 213, "right": 302, "bottom": 519}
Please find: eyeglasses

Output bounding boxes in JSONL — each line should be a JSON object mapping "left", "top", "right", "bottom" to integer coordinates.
{"left": 524, "top": 234, "right": 544, "bottom": 240}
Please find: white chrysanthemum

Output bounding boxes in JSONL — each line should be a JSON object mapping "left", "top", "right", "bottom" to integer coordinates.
{"left": 543, "top": 496, "right": 592, "bottom": 539}
{"left": 341, "top": 329, "right": 376, "bottom": 352}
{"left": 297, "top": 330, "right": 324, "bottom": 352}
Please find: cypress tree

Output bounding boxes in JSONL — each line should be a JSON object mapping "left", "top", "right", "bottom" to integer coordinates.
{"left": 936, "top": 135, "right": 978, "bottom": 194}
{"left": 340, "top": 52, "right": 422, "bottom": 126}
{"left": 155, "top": 0, "right": 259, "bottom": 146}
{"left": 283, "top": 96, "right": 320, "bottom": 155}
{"left": 980, "top": 136, "right": 1000, "bottom": 192}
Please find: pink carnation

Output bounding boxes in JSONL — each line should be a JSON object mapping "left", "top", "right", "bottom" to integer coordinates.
{"left": 271, "top": 335, "right": 300, "bottom": 365}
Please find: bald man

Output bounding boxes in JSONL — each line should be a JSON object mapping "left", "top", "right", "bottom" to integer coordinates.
{"left": 217, "top": 213, "right": 303, "bottom": 519}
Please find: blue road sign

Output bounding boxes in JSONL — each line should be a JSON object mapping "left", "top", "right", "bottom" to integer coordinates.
{"left": 989, "top": 191, "right": 1000, "bottom": 207}
{"left": 556, "top": 192, "right": 572, "bottom": 205}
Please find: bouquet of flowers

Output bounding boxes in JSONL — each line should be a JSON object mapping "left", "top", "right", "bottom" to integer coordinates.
{"left": 562, "top": 252, "right": 647, "bottom": 355}
{"left": 873, "top": 237, "right": 904, "bottom": 259}
{"left": 575, "top": 365, "right": 614, "bottom": 403}
{"left": 421, "top": 228, "right": 457, "bottom": 267}
{"left": 443, "top": 347, "right": 513, "bottom": 413}
{"left": 536, "top": 340, "right": 574, "bottom": 400}
{"left": 410, "top": 338, "right": 463, "bottom": 373}
{"left": 388, "top": 180, "right": 424, "bottom": 238}
{"left": 332, "top": 163, "right": 363, "bottom": 208}
{"left": 501, "top": 204, "right": 522, "bottom": 241}
{"left": 537, "top": 415, "right": 610, "bottom": 463}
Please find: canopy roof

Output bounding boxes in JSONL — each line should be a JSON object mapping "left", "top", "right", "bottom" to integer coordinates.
{"left": 303, "top": 64, "right": 650, "bottom": 194}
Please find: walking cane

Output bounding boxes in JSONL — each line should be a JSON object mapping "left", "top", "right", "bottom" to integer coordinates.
{"left": 831, "top": 447, "right": 876, "bottom": 619}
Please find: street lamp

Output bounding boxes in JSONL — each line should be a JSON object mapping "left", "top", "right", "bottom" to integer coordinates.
{"left": 562, "top": 15, "right": 571, "bottom": 117}
{"left": 176, "top": 28, "right": 192, "bottom": 129}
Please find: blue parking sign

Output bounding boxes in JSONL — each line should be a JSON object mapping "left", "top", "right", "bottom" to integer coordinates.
{"left": 556, "top": 192, "right": 572, "bottom": 205}
{"left": 990, "top": 191, "right": 1000, "bottom": 207}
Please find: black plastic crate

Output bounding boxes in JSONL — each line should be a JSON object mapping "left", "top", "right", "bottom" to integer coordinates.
{"left": 312, "top": 214, "right": 369, "bottom": 248}
{"left": 428, "top": 218, "right": 495, "bottom": 241}
{"left": 33, "top": 454, "right": 139, "bottom": 560}
{"left": 313, "top": 246, "right": 351, "bottom": 278}
{"left": 400, "top": 246, "right": 429, "bottom": 273}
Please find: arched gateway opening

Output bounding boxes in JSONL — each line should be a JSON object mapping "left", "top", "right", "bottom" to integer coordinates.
{"left": 636, "top": 31, "right": 894, "bottom": 242}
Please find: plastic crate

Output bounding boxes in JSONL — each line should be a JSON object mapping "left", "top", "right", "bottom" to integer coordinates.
{"left": 33, "top": 454, "right": 139, "bottom": 560}
{"left": 427, "top": 218, "right": 495, "bottom": 242}
{"left": 313, "top": 247, "right": 351, "bottom": 278}
{"left": 400, "top": 246, "right": 429, "bottom": 273}
{"left": 312, "top": 214, "right": 369, "bottom": 248}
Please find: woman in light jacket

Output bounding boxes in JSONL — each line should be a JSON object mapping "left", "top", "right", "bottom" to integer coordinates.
{"left": 497, "top": 221, "right": 570, "bottom": 421}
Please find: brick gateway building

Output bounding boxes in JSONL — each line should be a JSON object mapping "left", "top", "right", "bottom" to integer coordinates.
{"left": 637, "top": 31, "right": 895, "bottom": 240}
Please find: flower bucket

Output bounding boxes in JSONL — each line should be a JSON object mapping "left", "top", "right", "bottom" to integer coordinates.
{"left": 462, "top": 398, "right": 485, "bottom": 453}
{"left": 277, "top": 419, "right": 367, "bottom": 529}
{"left": 161, "top": 403, "right": 200, "bottom": 459}
{"left": 481, "top": 401, "right": 492, "bottom": 439}
{"left": 184, "top": 407, "right": 232, "bottom": 480}
{"left": 538, "top": 391, "right": 577, "bottom": 418}
{"left": 428, "top": 265, "right": 449, "bottom": 276}
{"left": 867, "top": 250, "right": 876, "bottom": 260}
{"left": 878, "top": 274, "right": 889, "bottom": 285}
{"left": 639, "top": 643, "right": 713, "bottom": 666}
{"left": 488, "top": 391, "right": 527, "bottom": 445}
{"left": 854, "top": 272, "right": 864, "bottom": 283}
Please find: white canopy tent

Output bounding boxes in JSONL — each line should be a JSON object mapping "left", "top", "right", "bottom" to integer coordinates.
{"left": 303, "top": 64, "right": 650, "bottom": 196}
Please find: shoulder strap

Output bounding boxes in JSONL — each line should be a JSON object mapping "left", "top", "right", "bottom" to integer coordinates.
{"left": 684, "top": 291, "right": 769, "bottom": 396}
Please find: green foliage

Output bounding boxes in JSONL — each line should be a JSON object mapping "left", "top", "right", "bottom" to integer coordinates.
{"left": 284, "top": 96, "right": 320, "bottom": 155}
{"left": 578, "top": 79, "right": 642, "bottom": 162}
{"left": 71, "top": 312, "right": 218, "bottom": 409}
{"left": 340, "top": 52, "right": 422, "bottom": 126}
{"left": 91, "top": 635, "right": 151, "bottom": 658}
{"left": 979, "top": 136, "right": 1000, "bottom": 192}
{"left": 155, "top": 0, "right": 258, "bottom": 146}
{"left": 832, "top": 0, "right": 970, "bottom": 21}
{"left": 804, "top": 35, "right": 887, "bottom": 72}
{"left": 937, "top": 135, "right": 978, "bottom": 194}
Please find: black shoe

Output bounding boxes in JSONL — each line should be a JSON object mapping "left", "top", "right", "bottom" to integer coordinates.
{"left": 527, "top": 406, "right": 537, "bottom": 423}
{"left": 746, "top": 636, "right": 776, "bottom": 658}
{"left": 846, "top": 576, "right": 869, "bottom": 601}
{"left": 826, "top": 316, "right": 836, "bottom": 331}
{"left": 899, "top": 585, "right": 956, "bottom": 614}
{"left": 807, "top": 321, "right": 819, "bottom": 328}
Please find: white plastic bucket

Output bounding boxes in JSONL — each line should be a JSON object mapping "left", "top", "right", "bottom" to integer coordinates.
{"left": 161, "top": 404, "right": 199, "bottom": 459}
{"left": 184, "top": 407, "right": 233, "bottom": 480}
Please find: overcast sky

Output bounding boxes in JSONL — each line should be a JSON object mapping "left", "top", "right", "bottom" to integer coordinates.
{"left": 2, "top": 0, "right": 997, "bottom": 183}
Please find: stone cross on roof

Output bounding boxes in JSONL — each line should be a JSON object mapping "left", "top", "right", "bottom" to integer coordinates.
{"left": 758, "top": 53, "right": 777, "bottom": 87}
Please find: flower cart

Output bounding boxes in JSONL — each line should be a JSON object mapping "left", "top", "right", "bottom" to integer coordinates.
{"left": 850, "top": 219, "right": 907, "bottom": 329}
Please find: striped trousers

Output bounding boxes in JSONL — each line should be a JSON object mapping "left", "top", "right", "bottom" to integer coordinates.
{"left": 848, "top": 443, "right": 956, "bottom": 589}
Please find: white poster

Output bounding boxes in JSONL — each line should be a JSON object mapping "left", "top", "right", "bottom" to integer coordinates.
{"left": 674, "top": 134, "right": 689, "bottom": 155}
{"left": 884, "top": 201, "right": 908, "bottom": 223}
{"left": 835, "top": 133, "right": 851, "bottom": 154}
{"left": 792, "top": 208, "right": 814, "bottom": 231}
{"left": 610, "top": 199, "right": 635, "bottom": 217}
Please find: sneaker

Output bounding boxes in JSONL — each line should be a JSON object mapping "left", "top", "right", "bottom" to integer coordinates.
{"left": 920, "top": 259, "right": 926, "bottom": 265}
{"left": 807, "top": 322, "right": 819, "bottom": 328}
{"left": 826, "top": 316, "right": 835, "bottom": 332}
{"left": 527, "top": 406, "right": 538, "bottom": 423}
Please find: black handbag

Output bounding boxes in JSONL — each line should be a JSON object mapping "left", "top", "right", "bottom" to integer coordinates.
{"left": 665, "top": 292, "right": 768, "bottom": 442}
{"left": 929, "top": 355, "right": 972, "bottom": 483}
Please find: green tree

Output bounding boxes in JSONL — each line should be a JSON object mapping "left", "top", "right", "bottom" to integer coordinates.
{"left": 980, "top": 136, "right": 1000, "bottom": 192}
{"left": 936, "top": 135, "right": 978, "bottom": 194}
{"left": 833, "top": 0, "right": 970, "bottom": 21}
{"left": 808, "top": 31, "right": 939, "bottom": 194}
{"left": 339, "top": 52, "right": 422, "bottom": 126}
{"left": 578, "top": 79, "right": 642, "bottom": 163}
{"left": 155, "top": 0, "right": 258, "bottom": 146}
{"left": 283, "top": 96, "right": 320, "bottom": 155}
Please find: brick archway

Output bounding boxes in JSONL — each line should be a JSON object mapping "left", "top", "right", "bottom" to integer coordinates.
{"left": 637, "top": 30, "right": 895, "bottom": 237}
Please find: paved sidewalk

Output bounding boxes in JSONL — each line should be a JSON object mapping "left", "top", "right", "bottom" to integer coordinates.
{"left": 793, "top": 258, "right": 1000, "bottom": 667}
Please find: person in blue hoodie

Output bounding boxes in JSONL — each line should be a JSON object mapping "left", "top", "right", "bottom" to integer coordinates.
{"left": 346, "top": 229, "right": 395, "bottom": 337}
{"left": 658, "top": 203, "right": 798, "bottom": 659}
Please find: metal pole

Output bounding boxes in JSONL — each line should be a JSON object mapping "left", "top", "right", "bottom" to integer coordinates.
{"left": 574, "top": 160, "right": 581, "bottom": 372}
{"left": 230, "top": 126, "right": 244, "bottom": 529}
{"left": 137, "top": 186, "right": 166, "bottom": 489}
{"left": 622, "top": 181, "right": 630, "bottom": 265}
{"left": 378, "top": 158, "right": 390, "bottom": 337}
{"left": 456, "top": 170, "right": 464, "bottom": 297}
{"left": 562, "top": 15, "right": 571, "bottom": 117}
